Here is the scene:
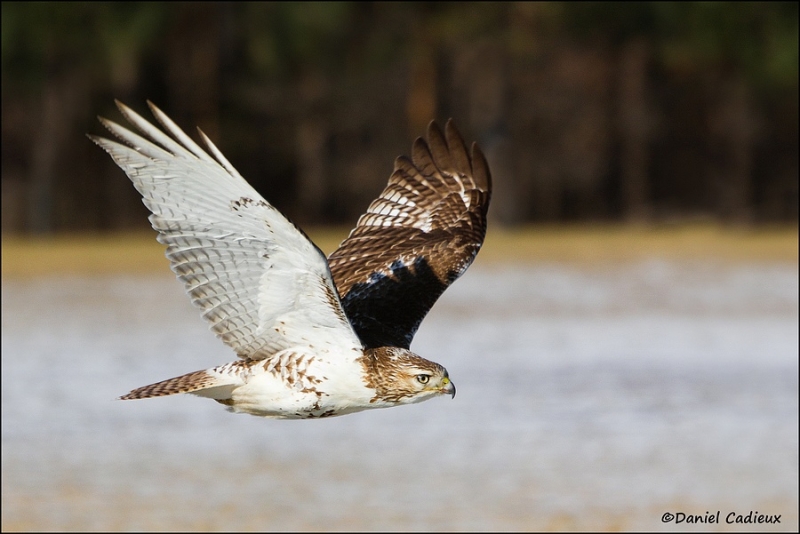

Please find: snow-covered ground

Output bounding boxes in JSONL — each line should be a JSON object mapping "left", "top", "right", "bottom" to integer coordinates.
{"left": 2, "top": 261, "right": 797, "bottom": 531}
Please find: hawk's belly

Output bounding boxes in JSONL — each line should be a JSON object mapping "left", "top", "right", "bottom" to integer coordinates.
{"left": 224, "top": 361, "right": 376, "bottom": 419}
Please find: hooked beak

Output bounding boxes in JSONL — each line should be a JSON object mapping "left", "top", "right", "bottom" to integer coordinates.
{"left": 441, "top": 377, "right": 456, "bottom": 399}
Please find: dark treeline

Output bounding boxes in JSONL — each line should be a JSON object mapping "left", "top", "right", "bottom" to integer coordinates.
{"left": 2, "top": 2, "right": 797, "bottom": 233}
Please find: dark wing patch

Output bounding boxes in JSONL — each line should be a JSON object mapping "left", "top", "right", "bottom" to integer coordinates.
{"left": 328, "top": 120, "right": 491, "bottom": 349}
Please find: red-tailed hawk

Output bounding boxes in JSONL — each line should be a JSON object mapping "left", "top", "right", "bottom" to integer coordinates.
{"left": 90, "top": 101, "right": 491, "bottom": 419}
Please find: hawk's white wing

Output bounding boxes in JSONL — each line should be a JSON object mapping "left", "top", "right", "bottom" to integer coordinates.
{"left": 90, "top": 101, "right": 362, "bottom": 361}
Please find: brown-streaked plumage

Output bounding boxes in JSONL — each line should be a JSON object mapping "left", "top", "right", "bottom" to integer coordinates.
{"left": 90, "top": 101, "right": 490, "bottom": 419}
{"left": 329, "top": 120, "right": 491, "bottom": 349}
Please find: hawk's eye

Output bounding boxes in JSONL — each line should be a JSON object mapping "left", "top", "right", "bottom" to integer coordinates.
{"left": 416, "top": 374, "right": 430, "bottom": 384}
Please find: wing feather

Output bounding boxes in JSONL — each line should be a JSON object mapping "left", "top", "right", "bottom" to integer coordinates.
{"left": 328, "top": 119, "right": 492, "bottom": 349}
{"left": 90, "top": 101, "right": 362, "bottom": 360}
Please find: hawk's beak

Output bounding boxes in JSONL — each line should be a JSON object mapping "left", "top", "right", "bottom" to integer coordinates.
{"left": 441, "top": 377, "right": 456, "bottom": 399}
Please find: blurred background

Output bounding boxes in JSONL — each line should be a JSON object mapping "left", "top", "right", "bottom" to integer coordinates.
{"left": 2, "top": 2, "right": 798, "bottom": 532}
{"left": 1, "top": 2, "right": 797, "bottom": 233}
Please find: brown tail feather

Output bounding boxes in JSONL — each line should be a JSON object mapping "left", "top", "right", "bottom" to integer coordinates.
{"left": 120, "top": 369, "right": 219, "bottom": 400}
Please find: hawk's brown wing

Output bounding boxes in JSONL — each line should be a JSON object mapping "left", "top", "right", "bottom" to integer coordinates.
{"left": 327, "top": 120, "right": 492, "bottom": 349}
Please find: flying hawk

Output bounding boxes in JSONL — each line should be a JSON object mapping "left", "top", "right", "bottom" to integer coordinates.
{"left": 90, "top": 101, "right": 491, "bottom": 419}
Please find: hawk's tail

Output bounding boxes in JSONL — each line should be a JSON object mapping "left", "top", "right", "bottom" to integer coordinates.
{"left": 120, "top": 367, "right": 240, "bottom": 401}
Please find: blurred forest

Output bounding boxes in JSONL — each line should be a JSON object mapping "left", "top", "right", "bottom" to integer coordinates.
{"left": 1, "top": 2, "right": 798, "bottom": 234}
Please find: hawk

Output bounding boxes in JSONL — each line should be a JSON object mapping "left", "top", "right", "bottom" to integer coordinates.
{"left": 90, "top": 101, "right": 491, "bottom": 419}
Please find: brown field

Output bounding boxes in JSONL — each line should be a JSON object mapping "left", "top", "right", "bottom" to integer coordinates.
{"left": 2, "top": 224, "right": 796, "bottom": 278}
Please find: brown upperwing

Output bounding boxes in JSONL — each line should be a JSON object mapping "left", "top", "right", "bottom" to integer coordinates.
{"left": 327, "top": 120, "right": 492, "bottom": 349}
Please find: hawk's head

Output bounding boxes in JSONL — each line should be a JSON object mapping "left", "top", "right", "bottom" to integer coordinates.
{"left": 360, "top": 347, "right": 455, "bottom": 406}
